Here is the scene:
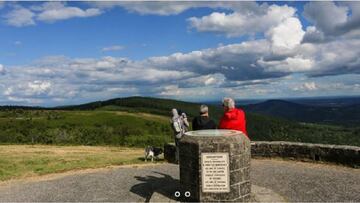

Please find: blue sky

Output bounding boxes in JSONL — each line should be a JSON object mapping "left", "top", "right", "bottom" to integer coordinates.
{"left": 0, "top": 1, "right": 359, "bottom": 106}
{"left": 0, "top": 2, "right": 255, "bottom": 64}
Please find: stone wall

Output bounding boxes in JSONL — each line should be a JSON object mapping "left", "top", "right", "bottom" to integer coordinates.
{"left": 251, "top": 141, "right": 360, "bottom": 168}
{"left": 165, "top": 141, "right": 360, "bottom": 168}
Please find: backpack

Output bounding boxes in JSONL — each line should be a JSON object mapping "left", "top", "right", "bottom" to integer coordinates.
{"left": 172, "top": 117, "right": 183, "bottom": 133}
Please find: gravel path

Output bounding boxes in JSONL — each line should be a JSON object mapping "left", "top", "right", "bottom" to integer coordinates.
{"left": 0, "top": 159, "right": 359, "bottom": 202}
{"left": 251, "top": 159, "right": 360, "bottom": 202}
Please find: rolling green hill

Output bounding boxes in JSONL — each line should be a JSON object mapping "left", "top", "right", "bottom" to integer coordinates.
{"left": 58, "top": 96, "right": 224, "bottom": 121}
{"left": 0, "top": 96, "right": 359, "bottom": 146}
{"left": 0, "top": 110, "right": 173, "bottom": 147}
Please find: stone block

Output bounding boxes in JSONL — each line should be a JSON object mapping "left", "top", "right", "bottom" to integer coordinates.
{"left": 201, "top": 184, "right": 240, "bottom": 202}
{"left": 199, "top": 143, "right": 218, "bottom": 153}
{"left": 217, "top": 143, "right": 231, "bottom": 153}
{"left": 243, "top": 167, "right": 251, "bottom": 181}
{"left": 230, "top": 143, "right": 243, "bottom": 156}
{"left": 179, "top": 130, "right": 251, "bottom": 202}
{"left": 230, "top": 169, "right": 244, "bottom": 184}
{"left": 240, "top": 181, "right": 251, "bottom": 196}
{"left": 243, "top": 194, "right": 251, "bottom": 202}
{"left": 229, "top": 155, "right": 242, "bottom": 171}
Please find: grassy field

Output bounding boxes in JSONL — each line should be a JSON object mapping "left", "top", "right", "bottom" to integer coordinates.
{"left": 0, "top": 145, "right": 154, "bottom": 181}
{"left": 1, "top": 108, "right": 359, "bottom": 147}
{"left": 0, "top": 110, "right": 173, "bottom": 147}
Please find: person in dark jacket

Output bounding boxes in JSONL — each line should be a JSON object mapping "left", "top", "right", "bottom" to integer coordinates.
{"left": 192, "top": 105, "right": 217, "bottom": 130}
{"left": 219, "top": 97, "right": 248, "bottom": 138}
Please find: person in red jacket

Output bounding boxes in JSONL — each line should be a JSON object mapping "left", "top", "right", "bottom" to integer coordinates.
{"left": 219, "top": 97, "right": 249, "bottom": 138}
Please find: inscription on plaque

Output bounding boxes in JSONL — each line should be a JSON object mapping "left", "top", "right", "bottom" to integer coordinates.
{"left": 201, "top": 153, "right": 230, "bottom": 193}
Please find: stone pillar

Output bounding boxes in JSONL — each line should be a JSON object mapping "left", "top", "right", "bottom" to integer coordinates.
{"left": 164, "top": 143, "right": 177, "bottom": 163}
{"left": 179, "top": 130, "right": 251, "bottom": 202}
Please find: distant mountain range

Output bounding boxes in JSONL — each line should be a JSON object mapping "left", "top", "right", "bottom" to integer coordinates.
{"left": 242, "top": 100, "right": 360, "bottom": 127}
{"left": 206, "top": 96, "right": 360, "bottom": 107}
{"left": 286, "top": 96, "right": 360, "bottom": 107}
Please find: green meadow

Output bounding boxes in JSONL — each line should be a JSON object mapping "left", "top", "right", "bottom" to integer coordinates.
{"left": 0, "top": 110, "right": 173, "bottom": 147}
{"left": 0, "top": 107, "right": 359, "bottom": 147}
{"left": 0, "top": 145, "right": 149, "bottom": 181}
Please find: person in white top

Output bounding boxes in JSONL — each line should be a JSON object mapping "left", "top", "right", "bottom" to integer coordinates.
{"left": 170, "top": 108, "right": 189, "bottom": 163}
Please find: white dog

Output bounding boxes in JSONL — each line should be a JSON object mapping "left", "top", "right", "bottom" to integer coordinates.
{"left": 144, "top": 146, "right": 163, "bottom": 162}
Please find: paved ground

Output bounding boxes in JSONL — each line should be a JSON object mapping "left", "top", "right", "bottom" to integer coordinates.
{"left": 251, "top": 159, "right": 360, "bottom": 202}
{"left": 0, "top": 159, "right": 359, "bottom": 202}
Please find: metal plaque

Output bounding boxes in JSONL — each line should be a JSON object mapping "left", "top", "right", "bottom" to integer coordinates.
{"left": 201, "top": 153, "right": 230, "bottom": 193}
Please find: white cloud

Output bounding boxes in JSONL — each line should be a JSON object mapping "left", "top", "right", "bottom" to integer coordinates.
{"left": 303, "top": 2, "right": 360, "bottom": 40}
{"left": 257, "top": 56, "right": 314, "bottom": 73}
{"left": 4, "top": 7, "right": 36, "bottom": 27}
{"left": 6, "top": 96, "right": 43, "bottom": 104}
{"left": 1, "top": 46, "right": 360, "bottom": 105}
{"left": 3, "top": 2, "right": 102, "bottom": 27}
{"left": 302, "top": 26, "right": 325, "bottom": 43}
{"left": 0, "top": 64, "right": 5, "bottom": 75}
{"left": 27, "top": 80, "right": 52, "bottom": 95}
{"left": 101, "top": 45, "right": 124, "bottom": 52}
{"left": 293, "top": 82, "right": 318, "bottom": 91}
{"left": 4, "top": 80, "right": 52, "bottom": 98}
{"left": 188, "top": 4, "right": 297, "bottom": 37}
{"left": 303, "top": 2, "right": 348, "bottom": 35}
{"left": 144, "top": 34, "right": 360, "bottom": 80}
{"left": 112, "top": 2, "right": 199, "bottom": 16}
{"left": 2, "top": 32, "right": 360, "bottom": 105}
{"left": 158, "top": 85, "right": 218, "bottom": 100}
{"left": 144, "top": 39, "right": 274, "bottom": 81}
{"left": 180, "top": 73, "right": 226, "bottom": 88}
{"left": 0, "top": 55, "right": 199, "bottom": 105}
{"left": 14, "top": 41, "right": 22, "bottom": 46}
{"left": 92, "top": 1, "right": 256, "bottom": 16}
{"left": 266, "top": 17, "right": 305, "bottom": 50}
{"left": 36, "top": 2, "right": 102, "bottom": 23}
{"left": 307, "top": 38, "right": 360, "bottom": 76}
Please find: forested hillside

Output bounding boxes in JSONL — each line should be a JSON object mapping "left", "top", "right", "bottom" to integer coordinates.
{"left": 243, "top": 100, "right": 360, "bottom": 127}
{"left": 0, "top": 97, "right": 359, "bottom": 146}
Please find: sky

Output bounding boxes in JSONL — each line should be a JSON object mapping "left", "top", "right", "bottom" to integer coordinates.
{"left": 0, "top": 1, "right": 360, "bottom": 106}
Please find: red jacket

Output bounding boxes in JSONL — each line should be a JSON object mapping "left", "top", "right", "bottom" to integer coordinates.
{"left": 219, "top": 108, "right": 248, "bottom": 138}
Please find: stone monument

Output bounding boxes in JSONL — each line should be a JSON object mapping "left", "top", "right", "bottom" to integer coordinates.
{"left": 179, "top": 129, "right": 251, "bottom": 202}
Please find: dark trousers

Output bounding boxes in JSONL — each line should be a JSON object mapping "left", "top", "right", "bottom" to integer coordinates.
{"left": 175, "top": 138, "right": 180, "bottom": 162}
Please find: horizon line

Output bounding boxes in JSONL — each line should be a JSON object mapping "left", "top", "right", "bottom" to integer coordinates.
{"left": 1, "top": 94, "right": 360, "bottom": 108}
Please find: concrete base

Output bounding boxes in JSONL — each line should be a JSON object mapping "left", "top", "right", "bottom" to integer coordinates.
{"left": 149, "top": 185, "right": 287, "bottom": 202}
